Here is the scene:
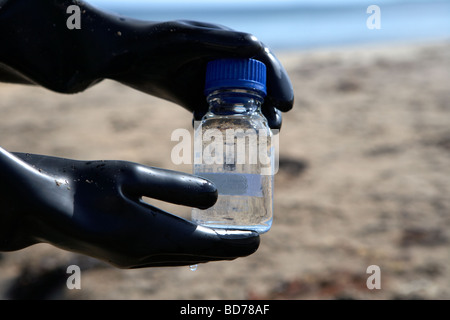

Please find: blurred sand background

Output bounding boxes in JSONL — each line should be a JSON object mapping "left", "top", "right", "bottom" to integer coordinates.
{"left": 0, "top": 40, "right": 449, "bottom": 300}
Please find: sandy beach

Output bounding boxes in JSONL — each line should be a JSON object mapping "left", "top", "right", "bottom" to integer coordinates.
{"left": 0, "top": 39, "right": 449, "bottom": 300}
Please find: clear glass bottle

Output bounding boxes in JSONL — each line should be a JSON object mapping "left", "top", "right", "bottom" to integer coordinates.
{"left": 191, "top": 58, "right": 274, "bottom": 234}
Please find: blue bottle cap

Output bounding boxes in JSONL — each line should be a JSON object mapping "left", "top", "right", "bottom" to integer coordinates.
{"left": 204, "top": 58, "right": 267, "bottom": 96}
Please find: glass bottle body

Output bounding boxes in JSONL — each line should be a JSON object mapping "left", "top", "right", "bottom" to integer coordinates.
{"left": 192, "top": 89, "right": 274, "bottom": 233}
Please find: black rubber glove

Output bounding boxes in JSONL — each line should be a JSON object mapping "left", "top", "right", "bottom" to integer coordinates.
{"left": 0, "top": 0, "right": 294, "bottom": 129}
{"left": 0, "top": 147, "right": 260, "bottom": 268}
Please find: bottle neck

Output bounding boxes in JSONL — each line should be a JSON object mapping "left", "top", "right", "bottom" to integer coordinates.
{"left": 206, "top": 88, "right": 264, "bottom": 116}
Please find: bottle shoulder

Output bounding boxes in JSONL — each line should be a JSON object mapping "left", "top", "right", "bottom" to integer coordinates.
{"left": 205, "top": 89, "right": 264, "bottom": 117}
{"left": 197, "top": 113, "right": 270, "bottom": 132}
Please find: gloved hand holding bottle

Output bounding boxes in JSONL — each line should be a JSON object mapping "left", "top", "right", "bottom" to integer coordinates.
{"left": 0, "top": 0, "right": 294, "bottom": 268}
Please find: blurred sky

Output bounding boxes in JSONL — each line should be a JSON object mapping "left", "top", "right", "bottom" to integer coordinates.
{"left": 85, "top": 0, "right": 450, "bottom": 50}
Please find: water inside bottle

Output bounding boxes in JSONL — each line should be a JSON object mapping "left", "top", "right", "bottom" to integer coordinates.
{"left": 191, "top": 172, "right": 273, "bottom": 233}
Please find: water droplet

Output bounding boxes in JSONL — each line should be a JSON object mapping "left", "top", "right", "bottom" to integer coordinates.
{"left": 189, "top": 264, "right": 198, "bottom": 271}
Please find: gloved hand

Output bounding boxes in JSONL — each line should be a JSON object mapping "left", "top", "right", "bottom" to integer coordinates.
{"left": 0, "top": 147, "right": 260, "bottom": 268}
{"left": 0, "top": 0, "right": 294, "bottom": 129}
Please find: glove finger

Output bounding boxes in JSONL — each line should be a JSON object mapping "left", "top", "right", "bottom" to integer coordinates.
{"left": 121, "top": 164, "right": 218, "bottom": 210}
{"left": 121, "top": 207, "right": 261, "bottom": 268}
{"left": 253, "top": 44, "right": 294, "bottom": 113}
{"left": 176, "top": 19, "right": 235, "bottom": 31}
{"left": 174, "top": 21, "right": 263, "bottom": 58}
{"left": 262, "top": 106, "right": 282, "bottom": 130}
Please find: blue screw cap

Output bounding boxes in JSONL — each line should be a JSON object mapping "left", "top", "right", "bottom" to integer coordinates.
{"left": 204, "top": 58, "right": 267, "bottom": 96}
